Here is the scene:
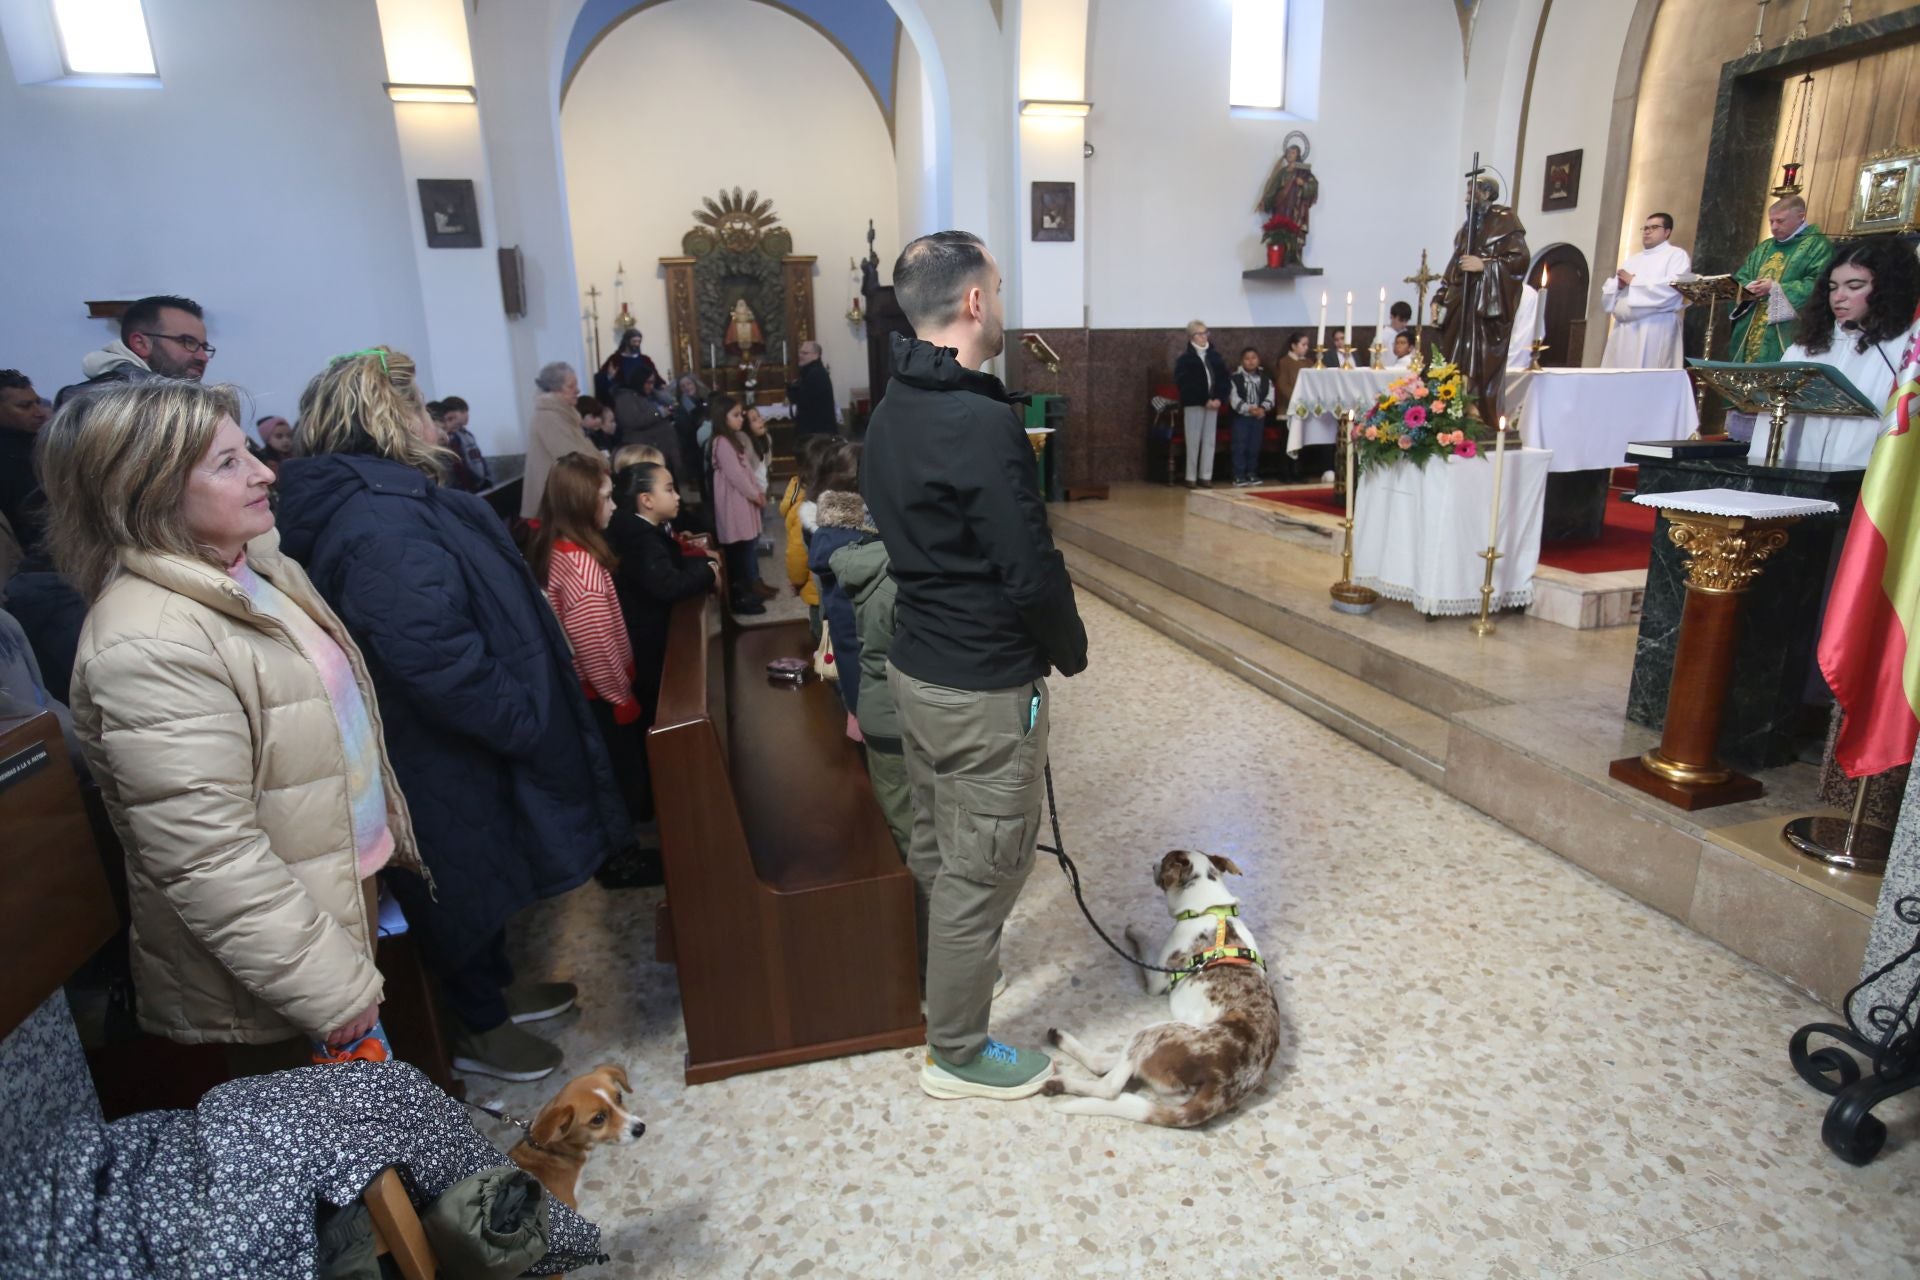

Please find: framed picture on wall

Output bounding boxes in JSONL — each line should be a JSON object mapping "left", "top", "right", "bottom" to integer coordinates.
{"left": 1032, "top": 181, "right": 1075, "bottom": 241}
{"left": 1542, "top": 150, "right": 1582, "bottom": 211}
{"left": 1847, "top": 150, "right": 1920, "bottom": 234}
{"left": 417, "top": 179, "right": 483, "bottom": 249}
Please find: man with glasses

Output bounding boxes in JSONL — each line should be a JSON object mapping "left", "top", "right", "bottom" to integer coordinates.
{"left": 1600, "top": 213, "right": 1692, "bottom": 369}
{"left": 56, "top": 294, "right": 212, "bottom": 407}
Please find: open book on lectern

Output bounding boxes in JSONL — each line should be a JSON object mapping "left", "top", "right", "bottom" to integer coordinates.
{"left": 1685, "top": 358, "right": 1882, "bottom": 419}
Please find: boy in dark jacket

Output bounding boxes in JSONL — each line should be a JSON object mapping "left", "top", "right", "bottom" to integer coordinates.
{"left": 805, "top": 441, "right": 869, "bottom": 727}
{"left": 863, "top": 231, "right": 1087, "bottom": 1104}
{"left": 607, "top": 463, "right": 717, "bottom": 732}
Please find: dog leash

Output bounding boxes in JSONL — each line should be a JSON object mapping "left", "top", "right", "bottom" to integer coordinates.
{"left": 461, "top": 1098, "right": 552, "bottom": 1152}
{"left": 1039, "top": 758, "right": 1203, "bottom": 978}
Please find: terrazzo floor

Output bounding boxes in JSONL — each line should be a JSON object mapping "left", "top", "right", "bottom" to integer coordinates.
{"left": 482, "top": 590, "right": 1920, "bottom": 1279}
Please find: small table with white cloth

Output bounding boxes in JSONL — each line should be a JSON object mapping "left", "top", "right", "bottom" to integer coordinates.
{"left": 1353, "top": 448, "right": 1552, "bottom": 616}
{"left": 1286, "top": 368, "right": 1402, "bottom": 457}
{"left": 1509, "top": 367, "right": 1698, "bottom": 539}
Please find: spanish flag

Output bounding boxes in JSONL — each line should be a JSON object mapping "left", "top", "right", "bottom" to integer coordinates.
{"left": 1819, "top": 326, "right": 1920, "bottom": 776}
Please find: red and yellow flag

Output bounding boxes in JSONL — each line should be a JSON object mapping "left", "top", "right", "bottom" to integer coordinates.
{"left": 1819, "top": 326, "right": 1920, "bottom": 776}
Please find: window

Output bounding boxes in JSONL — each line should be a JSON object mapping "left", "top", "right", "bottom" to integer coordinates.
{"left": 1229, "top": 0, "right": 1286, "bottom": 111}
{"left": 51, "top": 0, "right": 154, "bottom": 76}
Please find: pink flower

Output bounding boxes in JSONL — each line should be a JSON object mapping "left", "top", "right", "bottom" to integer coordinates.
{"left": 1458, "top": 439, "right": 1478, "bottom": 458}
{"left": 1404, "top": 405, "right": 1428, "bottom": 429}
{"left": 1408, "top": 381, "right": 1429, "bottom": 399}
{"left": 1432, "top": 400, "right": 1449, "bottom": 416}
{"left": 1397, "top": 436, "right": 1413, "bottom": 450}
{"left": 1364, "top": 426, "right": 1379, "bottom": 440}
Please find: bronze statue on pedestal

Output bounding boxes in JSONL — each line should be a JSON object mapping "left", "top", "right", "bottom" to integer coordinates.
{"left": 1435, "top": 164, "right": 1530, "bottom": 424}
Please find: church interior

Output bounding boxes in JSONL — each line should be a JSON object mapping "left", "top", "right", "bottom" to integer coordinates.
{"left": 7, "top": 0, "right": 1920, "bottom": 1275}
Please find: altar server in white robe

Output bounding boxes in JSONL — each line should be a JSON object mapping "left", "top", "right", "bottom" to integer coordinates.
{"left": 1505, "top": 282, "right": 1544, "bottom": 370}
{"left": 1750, "top": 238, "right": 1920, "bottom": 468}
{"left": 1600, "top": 212, "right": 1691, "bottom": 368}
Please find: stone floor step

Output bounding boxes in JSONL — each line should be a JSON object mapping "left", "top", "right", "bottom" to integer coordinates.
{"left": 1063, "top": 541, "right": 1450, "bottom": 785}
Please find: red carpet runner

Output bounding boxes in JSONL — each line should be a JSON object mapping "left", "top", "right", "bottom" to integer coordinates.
{"left": 1250, "top": 486, "right": 1656, "bottom": 575}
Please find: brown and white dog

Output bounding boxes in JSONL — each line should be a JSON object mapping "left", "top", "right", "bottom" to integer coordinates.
{"left": 505, "top": 1063, "right": 646, "bottom": 1209}
{"left": 1042, "top": 850, "right": 1281, "bottom": 1126}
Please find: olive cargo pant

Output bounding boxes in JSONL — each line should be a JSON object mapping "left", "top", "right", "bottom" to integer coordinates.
{"left": 890, "top": 664, "right": 1049, "bottom": 1065}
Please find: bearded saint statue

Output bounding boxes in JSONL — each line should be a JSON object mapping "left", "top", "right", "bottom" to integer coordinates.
{"left": 1434, "top": 176, "right": 1531, "bottom": 425}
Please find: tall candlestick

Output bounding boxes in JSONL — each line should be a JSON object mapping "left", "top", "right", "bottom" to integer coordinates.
{"left": 709, "top": 342, "right": 715, "bottom": 368}
{"left": 1317, "top": 292, "right": 1327, "bottom": 348}
{"left": 1345, "top": 291, "right": 1354, "bottom": 347}
{"left": 1538, "top": 265, "right": 1550, "bottom": 345}
{"left": 1748, "top": 0, "right": 1769, "bottom": 55}
{"left": 1344, "top": 416, "right": 1357, "bottom": 524}
{"left": 1487, "top": 414, "right": 1508, "bottom": 549}
{"left": 1376, "top": 286, "right": 1386, "bottom": 344}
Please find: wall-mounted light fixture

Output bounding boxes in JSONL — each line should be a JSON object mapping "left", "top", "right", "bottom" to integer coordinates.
{"left": 385, "top": 82, "right": 477, "bottom": 104}
{"left": 1019, "top": 99, "right": 1092, "bottom": 118}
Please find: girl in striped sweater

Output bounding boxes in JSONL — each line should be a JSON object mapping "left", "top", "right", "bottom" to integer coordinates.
{"left": 527, "top": 453, "right": 646, "bottom": 820}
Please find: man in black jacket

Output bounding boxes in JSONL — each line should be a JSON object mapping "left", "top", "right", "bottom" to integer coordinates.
{"left": 864, "top": 230, "right": 1088, "bottom": 1102}
{"left": 787, "top": 341, "right": 837, "bottom": 436}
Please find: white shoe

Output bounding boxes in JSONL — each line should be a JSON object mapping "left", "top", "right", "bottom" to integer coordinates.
{"left": 1321, "top": 470, "right": 1336, "bottom": 482}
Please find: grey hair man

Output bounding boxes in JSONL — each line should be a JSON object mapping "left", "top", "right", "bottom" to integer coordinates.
{"left": 787, "top": 340, "right": 837, "bottom": 437}
{"left": 861, "top": 231, "right": 1088, "bottom": 1102}
{"left": 521, "top": 361, "right": 593, "bottom": 518}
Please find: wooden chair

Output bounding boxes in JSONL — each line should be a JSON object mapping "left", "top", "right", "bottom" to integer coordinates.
{"left": 648, "top": 593, "right": 924, "bottom": 1084}
{"left": 363, "top": 1166, "right": 438, "bottom": 1280}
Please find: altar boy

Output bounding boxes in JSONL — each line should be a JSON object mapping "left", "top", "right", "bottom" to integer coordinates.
{"left": 1227, "top": 347, "right": 1276, "bottom": 487}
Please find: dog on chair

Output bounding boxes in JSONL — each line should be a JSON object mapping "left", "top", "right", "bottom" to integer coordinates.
{"left": 1043, "top": 850, "right": 1281, "bottom": 1126}
{"left": 505, "top": 1063, "right": 646, "bottom": 1209}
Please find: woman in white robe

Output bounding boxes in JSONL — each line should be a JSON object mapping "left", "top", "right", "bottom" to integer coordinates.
{"left": 1751, "top": 239, "right": 1920, "bottom": 469}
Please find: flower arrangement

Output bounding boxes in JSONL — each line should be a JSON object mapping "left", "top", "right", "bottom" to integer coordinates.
{"left": 1261, "top": 211, "right": 1305, "bottom": 262}
{"left": 1352, "top": 352, "right": 1493, "bottom": 475}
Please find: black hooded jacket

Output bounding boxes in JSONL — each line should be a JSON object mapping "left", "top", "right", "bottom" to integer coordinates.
{"left": 862, "top": 334, "right": 1087, "bottom": 690}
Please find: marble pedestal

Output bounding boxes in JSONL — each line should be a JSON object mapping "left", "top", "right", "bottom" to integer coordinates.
{"left": 1626, "top": 457, "right": 1861, "bottom": 770}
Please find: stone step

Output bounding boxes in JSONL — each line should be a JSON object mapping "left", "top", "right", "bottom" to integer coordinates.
{"left": 1062, "top": 542, "right": 1451, "bottom": 787}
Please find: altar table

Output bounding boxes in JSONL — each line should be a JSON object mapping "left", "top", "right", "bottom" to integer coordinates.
{"left": 1353, "top": 448, "right": 1552, "bottom": 616}
{"left": 1286, "top": 368, "right": 1402, "bottom": 455}
{"left": 1512, "top": 368, "right": 1698, "bottom": 472}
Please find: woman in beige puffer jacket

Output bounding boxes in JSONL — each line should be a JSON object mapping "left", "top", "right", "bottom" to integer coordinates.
{"left": 41, "top": 380, "right": 424, "bottom": 1049}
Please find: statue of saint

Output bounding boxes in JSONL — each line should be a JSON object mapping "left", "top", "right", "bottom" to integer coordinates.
{"left": 724, "top": 298, "right": 765, "bottom": 358}
{"left": 1435, "top": 175, "right": 1531, "bottom": 424}
{"left": 1256, "top": 131, "right": 1319, "bottom": 264}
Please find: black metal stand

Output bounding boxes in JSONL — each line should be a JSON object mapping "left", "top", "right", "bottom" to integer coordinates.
{"left": 1789, "top": 895, "right": 1920, "bottom": 1165}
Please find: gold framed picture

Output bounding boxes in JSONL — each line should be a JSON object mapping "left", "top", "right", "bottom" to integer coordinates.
{"left": 1846, "top": 149, "right": 1920, "bottom": 235}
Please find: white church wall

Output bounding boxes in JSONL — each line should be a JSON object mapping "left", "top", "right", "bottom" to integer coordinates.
{"left": 1519, "top": 1, "right": 1641, "bottom": 276}
{"left": 1458, "top": 0, "right": 1540, "bottom": 212}
{"left": 1082, "top": 0, "right": 1466, "bottom": 331}
{"left": 0, "top": 0, "right": 431, "bottom": 425}
{"left": 894, "top": 36, "right": 941, "bottom": 243}
{"left": 559, "top": 0, "right": 900, "bottom": 409}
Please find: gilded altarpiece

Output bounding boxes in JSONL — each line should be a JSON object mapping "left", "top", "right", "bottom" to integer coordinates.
{"left": 660, "top": 188, "right": 816, "bottom": 400}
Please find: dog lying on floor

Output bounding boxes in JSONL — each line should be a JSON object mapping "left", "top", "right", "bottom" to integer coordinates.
{"left": 1043, "top": 850, "right": 1281, "bottom": 1126}
{"left": 506, "top": 1063, "right": 646, "bottom": 1209}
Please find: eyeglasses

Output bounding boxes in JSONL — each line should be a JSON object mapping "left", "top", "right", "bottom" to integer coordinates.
{"left": 139, "top": 332, "right": 215, "bottom": 357}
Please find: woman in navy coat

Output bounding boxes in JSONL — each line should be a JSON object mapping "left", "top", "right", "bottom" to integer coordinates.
{"left": 275, "top": 348, "right": 629, "bottom": 1084}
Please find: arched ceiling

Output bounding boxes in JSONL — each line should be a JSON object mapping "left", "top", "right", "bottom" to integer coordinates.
{"left": 562, "top": 0, "right": 901, "bottom": 119}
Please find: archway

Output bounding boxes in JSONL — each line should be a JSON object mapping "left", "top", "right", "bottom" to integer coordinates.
{"left": 1530, "top": 244, "right": 1590, "bottom": 367}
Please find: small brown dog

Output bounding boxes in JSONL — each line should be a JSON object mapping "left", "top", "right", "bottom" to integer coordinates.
{"left": 1043, "top": 850, "right": 1281, "bottom": 1126}
{"left": 506, "top": 1063, "right": 646, "bottom": 1209}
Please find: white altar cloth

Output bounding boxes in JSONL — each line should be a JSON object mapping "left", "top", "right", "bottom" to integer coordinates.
{"left": 1353, "top": 447, "right": 1552, "bottom": 616}
{"left": 1514, "top": 368, "right": 1697, "bottom": 472}
{"left": 1286, "top": 368, "right": 1403, "bottom": 455}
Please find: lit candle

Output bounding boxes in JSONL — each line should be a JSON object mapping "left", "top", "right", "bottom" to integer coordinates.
{"left": 1539, "top": 265, "right": 1549, "bottom": 343}
{"left": 1376, "top": 286, "right": 1386, "bottom": 345}
{"left": 1344, "top": 417, "right": 1357, "bottom": 525}
{"left": 709, "top": 342, "right": 715, "bottom": 368}
{"left": 1487, "top": 414, "right": 1508, "bottom": 550}
{"left": 1345, "top": 291, "right": 1354, "bottom": 358}
{"left": 1317, "top": 292, "right": 1327, "bottom": 348}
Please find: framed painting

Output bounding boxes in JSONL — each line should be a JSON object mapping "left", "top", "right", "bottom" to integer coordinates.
{"left": 1542, "top": 150, "right": 1581, "bottom": 212}
{"left": 1031, "top": 181, "right": 1075, "bottom": 242}
{"left": 417, "top": 178, "right": 482, "bottom": 249}
{"left": 1847, "top": 150, "right": 1920, "bottom": 235}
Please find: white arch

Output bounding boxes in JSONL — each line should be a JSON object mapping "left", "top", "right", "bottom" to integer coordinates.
{"left": 884, "top": 0, "right": 954, "bottom": 229}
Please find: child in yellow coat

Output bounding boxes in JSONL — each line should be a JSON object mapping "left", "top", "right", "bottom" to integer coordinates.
{"left": 780, "top": 435, "right": 834, "bottom": 643}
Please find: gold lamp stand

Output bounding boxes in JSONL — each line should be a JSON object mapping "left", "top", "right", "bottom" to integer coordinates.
{"left": 1469, "top": 546, "right": 1503, "bottom": 636}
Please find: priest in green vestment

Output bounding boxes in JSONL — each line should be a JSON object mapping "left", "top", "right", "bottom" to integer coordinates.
{"left": 1729, "top": 194, "right": 1833, "bottom": 363}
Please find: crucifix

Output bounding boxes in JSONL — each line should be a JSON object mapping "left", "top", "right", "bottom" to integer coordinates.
{"left": 1404, "top": 249, "right": 1441, "bottom": 369}
{"left": 585, "top": 285, "right": 603, "bottom": 367}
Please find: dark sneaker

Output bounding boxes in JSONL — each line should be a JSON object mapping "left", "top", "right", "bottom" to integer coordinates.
{"left": 451, "top": 1021, "right": 563, "bottom": 1082}
{"left": 920, "top": 1039, "right": 1052, "bottom": 1100}
{"left": 732, "top": 596, "right": 767, "bottom": 616}
{"left": 595, "top": 845, "right": 664, "bottom": 889}
{"left": 506, "top": 981, "right": 577, "bottom": 1025}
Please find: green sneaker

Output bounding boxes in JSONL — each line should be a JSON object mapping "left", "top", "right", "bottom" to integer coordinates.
{"left": 920, "top": 1039, "right": 1053, "bottom": 1100}
{"left": 506, "top": 980, "right": 577, "bottom": 1025}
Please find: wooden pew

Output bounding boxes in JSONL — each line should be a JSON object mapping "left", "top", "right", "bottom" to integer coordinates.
{"left": 648, "top": 593, "right": 924, "bottom": 1084}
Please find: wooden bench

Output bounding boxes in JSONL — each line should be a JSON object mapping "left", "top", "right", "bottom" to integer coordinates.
{"left": 648, "top": 592, "right": 924, "bottom": 1084}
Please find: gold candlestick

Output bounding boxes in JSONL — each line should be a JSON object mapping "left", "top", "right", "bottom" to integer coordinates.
{"left": 1469, "top": 546, "right": 1503, "bottom": 636}
{"left": 1313, "top": 344, "right": 1328, "bottom": 367}
{"left": 1527, "top": 339, "right": 1548, "bottom": 373}
{"left": 1330, "top": 518, "right": 1380, "bottom": 614}
{"left": 1370, "top": 341, "right": 1386, "bottom": 370}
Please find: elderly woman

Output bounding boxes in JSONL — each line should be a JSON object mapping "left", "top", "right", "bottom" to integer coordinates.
{"left": 39, "top": 380, "right": 423, "bottom": 1064}
{"left": 1173, "top": 319, "right": 1231, "bottom": 487}
{"left": 275, "top": 347, "right": 628, "bottom": 1084}
{"left": 521, "top": 361, "right": 596, "bottom": 519}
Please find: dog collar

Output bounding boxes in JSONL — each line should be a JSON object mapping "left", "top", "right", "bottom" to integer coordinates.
{"left": 1165, "top": 913, "right": 1264, "bottom": 990}
{"left": 1174, "top": 904, "right": 1240, "bottom": 922}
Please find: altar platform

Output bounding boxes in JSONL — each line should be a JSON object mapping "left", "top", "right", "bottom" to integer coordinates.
{"left": 1050, "top": 484, "right": 1878, "bottom": 1009}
